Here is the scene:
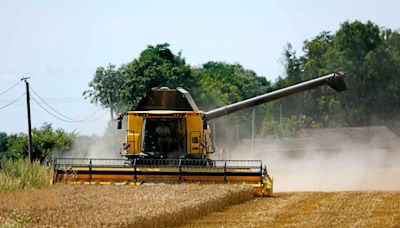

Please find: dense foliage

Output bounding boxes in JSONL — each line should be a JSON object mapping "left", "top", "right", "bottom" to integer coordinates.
{"left": 0, "top": 123, "right": 74, "bottom": 161}
{"left": 192, "top": 62, "right": 271, "bottom": 146}
{"left": 264, "top": 20, "right": 400, "bottom": 136}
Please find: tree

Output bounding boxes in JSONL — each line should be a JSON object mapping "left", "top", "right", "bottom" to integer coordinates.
{"left": 0, "top": 132, "right": 7, "bottom": 153}
{"left": 192, "top": 62, "right": 271, "bottom": 147}
{"left": 3, "top": 133, "right": 28, "bottom": 160}
{"left": 83, "top": 64, "right": 126, "bottom": 112}
{"left": 302, "top": 31, "right": 333, "bottom": 77}
{"left": 0, "top": 123, "right": 74, "bottom": 161}
{"left": 121, "top": 43, "right": 194, "bottom": 110}
{"left": 193, "top": 61, "right": 271, "bottom": 109}
{"left": 265, "top": 20, "right": 400, "bottom": 136}
{"left": 31, "top": 123, "right": 74, "bottom": 160}
{"left": 271, "top": 43, "right": 307, "bottom": 119}
{"left": 84, "top": 43, "right": 194, "bottom": 112}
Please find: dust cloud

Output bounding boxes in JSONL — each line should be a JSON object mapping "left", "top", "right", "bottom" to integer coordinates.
{"left": 53, "top": 135, "right": 122, "bottom": 159}
{"left": 227, "top": 126, "right": 400, "bottom": 192}
{"left": 53, "top": 121, "right": 125, "bottom": 159}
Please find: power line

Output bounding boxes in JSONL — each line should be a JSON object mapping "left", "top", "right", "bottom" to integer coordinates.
{"left": 29, "top": 86, "right": 81, "bottom": 122}
{"left": 28, "top": 87, "right": 107, "bottom": 123}
{"left": 0, "top": 80, "right": 21, "bottom": 96}
{"left": 0, "top": 97, "right": 90, "bottom": 105}
{"left": 0, "top": 93, "right": 26, "bottom": 110}
{"left": 30, "top": 95, "right": 75, "bottom": 123}
{"left": 0, "top": 101, "right": 90, "bottom": 106}
{"left": 31, "top": 94, "right": 108, "bottom": 123}
{"left": 86, "top": 110, "right": 109, "bottom": 121}
{"left": 29, "top": 86, "right": 103, "bottom": 122}
{"left": 76, "top": 106, "right": 103, "bottom": 121}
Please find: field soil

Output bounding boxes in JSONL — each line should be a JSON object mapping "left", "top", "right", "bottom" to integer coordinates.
{"left": 0, "top": 184, "right": 253, "bottom": 227}
{"left": 184, "top": 191, "right": 400, "bottom": 227}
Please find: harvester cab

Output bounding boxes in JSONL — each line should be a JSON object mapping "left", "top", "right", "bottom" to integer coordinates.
{"left": 53, "top": 72, "right": 347, "bottom": 197}
{"left": 117, "top": 87, "right": 214, "bottom": 160}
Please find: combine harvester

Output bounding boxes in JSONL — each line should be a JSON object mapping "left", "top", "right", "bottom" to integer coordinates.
{"left": 53, "top": 72, "right": 347, "bottom": 196}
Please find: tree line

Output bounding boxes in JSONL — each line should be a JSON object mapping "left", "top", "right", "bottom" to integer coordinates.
{"left": 264, "top": 20, "right": 400, "bottom": 137}
{"left": 1, "top": 20, "right": 399, "bottom": 160}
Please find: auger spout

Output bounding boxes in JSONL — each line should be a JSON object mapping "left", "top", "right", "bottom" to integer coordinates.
{"left": 205, "top": 72, "right": 347, "bottom": 120}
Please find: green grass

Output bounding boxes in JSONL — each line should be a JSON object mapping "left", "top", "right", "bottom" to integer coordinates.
{"left": 0, "top": 159, "right": 53, "bottom": 192}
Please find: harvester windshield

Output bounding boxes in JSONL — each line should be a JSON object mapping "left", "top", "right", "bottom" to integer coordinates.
{"left": 142, "top": 118, "right": 187, "bottom": 158}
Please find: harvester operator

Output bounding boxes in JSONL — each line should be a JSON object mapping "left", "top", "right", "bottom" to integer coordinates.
{"left": 156, "top": 122, "right": 172, "bottom": 156}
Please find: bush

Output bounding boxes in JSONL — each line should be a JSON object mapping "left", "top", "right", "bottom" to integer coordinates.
{"left": 0, "top": 159, "right": 53, "bottom": 192}
{"left": 0, "top": 123, "right": 74, "bottom": 161}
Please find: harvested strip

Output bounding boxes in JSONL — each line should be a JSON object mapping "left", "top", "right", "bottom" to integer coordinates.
{"left": 0, "top": 184, "right": 253, "bottom": 227}
{"left": 184, "top": 191, "right": 400, "bottom": 227}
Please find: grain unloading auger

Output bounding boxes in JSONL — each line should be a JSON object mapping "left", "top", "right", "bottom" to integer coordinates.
{"left": 53, "top": 72, "right": 347, "bottom": 196}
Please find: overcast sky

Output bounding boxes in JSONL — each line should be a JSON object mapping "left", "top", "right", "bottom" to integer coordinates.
{"left": 1, "top": 0, "right": 399, "bottom": 136}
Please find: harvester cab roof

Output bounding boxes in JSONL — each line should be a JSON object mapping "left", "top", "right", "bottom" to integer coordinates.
{"left": 135, "top": 87, "right": 199, "bottom": 111}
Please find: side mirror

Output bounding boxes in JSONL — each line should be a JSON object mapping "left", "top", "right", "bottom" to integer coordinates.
{"left": 202, "top": 116, "right": 208, "bottom": 130}
{"left": 117, "top": 113, "right": 123, "bottom": 130}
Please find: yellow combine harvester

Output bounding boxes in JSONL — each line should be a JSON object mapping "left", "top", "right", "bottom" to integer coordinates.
{"left": 53, "top": 72, "right": 347, "bottom": 196}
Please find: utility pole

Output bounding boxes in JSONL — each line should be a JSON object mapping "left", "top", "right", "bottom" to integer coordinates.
{"left": 108, "top": 91, "right": 114, "bottom": 121}
{"left": 21, "top": 77, "right": 33, "bottom": 161}
{"left": 251, "top": 109, "right": 256, "bottom": 155}
{"left": 212, "top": 120, "right": 216, "bottom": 153}
{"left": 108, "top": 91, "right": 115, "bottom": 150}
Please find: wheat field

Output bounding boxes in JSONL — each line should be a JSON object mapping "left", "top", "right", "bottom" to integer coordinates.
{"left": 184, "top": 191, "right": 400, "bottom": 227}
{"left": 0, "top": 184, "right": 253, "bottom": 227}
{"left": 1, "top": 184, "right": 400, "bottom": 227}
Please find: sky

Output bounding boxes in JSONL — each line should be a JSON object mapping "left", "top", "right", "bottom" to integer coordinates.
{"left": 0, "top": 0, "right": 399, "bottom": 136}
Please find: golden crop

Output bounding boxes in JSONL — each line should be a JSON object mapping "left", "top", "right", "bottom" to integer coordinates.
{"left": 185, "top": 191, "right": 400, "bottom": 227}
{"left": 1, "top": 185, "right": 399, "bottom": 227}
{"left": 0, "top": 184, "right": 253, "bottom": 227}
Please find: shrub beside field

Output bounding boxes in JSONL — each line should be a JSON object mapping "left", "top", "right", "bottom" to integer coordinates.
{"left": 0, "top": 159, "right": 52, "bottom": 192}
